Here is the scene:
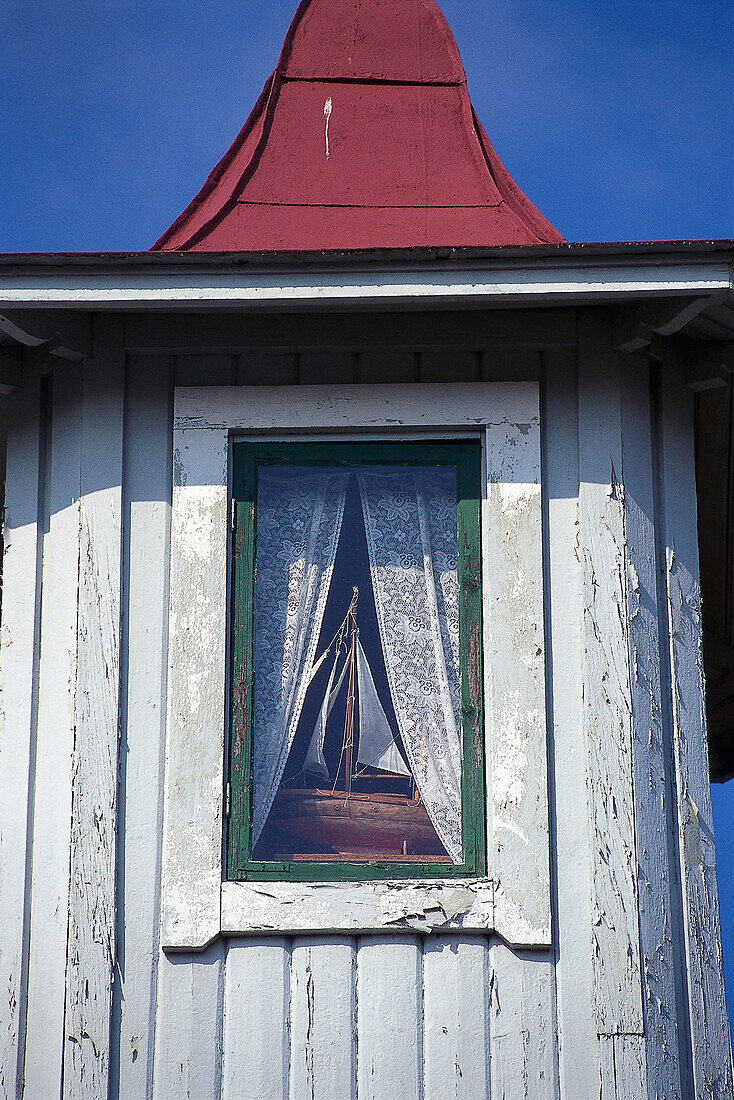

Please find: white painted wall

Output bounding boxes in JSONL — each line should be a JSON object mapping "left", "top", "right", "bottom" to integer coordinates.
{"left": 0, "top": 311, "right": 730, "bottom": 1100}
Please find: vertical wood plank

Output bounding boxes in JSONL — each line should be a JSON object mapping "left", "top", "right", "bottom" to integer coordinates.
{"left": 152, "top": 943, "right": 225, "bottom": 1100}
{"left": 422, "top": 936, "right": 490, "bottom": 1100}
{"left": 621, "top": 352, "right": 686, "bottom": 1099}
{"left": 657, "top": 350, "right": 734, "bottom": 1098}
{"left": 63, "top": 318, "right": 125, "bottom": 1098}
{"left": 484, "top": 381, "right": 551, "bottom": 945}
{"left": 161, "top": 425, "right": 228, "bottom": 949}
{"left": 290, "top": 938, "right": 356, "bottom": 1100}
{"left": 543, "top": 349, "right": 600, "bottom": 1097}
{"left": 488, "top": 943, "right": 558, "bottom": 1100}
{"left": 599, "top": 1034, "right": 648, "bottom": 1100}
{"left": 111, "top": 355, "right": 173, "bottom": 1099}
{"left": 577, "top": 311, "right": 644, "bottom": 1035}
{"left": 0, "top": 365, "right": 42, "bottom": 1098}
{"left": 23, "top": 365, "right": 82, "bottom": 1100}
{"left": 357, "top": 937, "right": 421, "bottom": 1100}
{"left": 222, "top": 939, "right": 290, "bottom": 1100}
{"left": 614, "top": 1035, "right": 648, "bottom": 1100}
{"left": 599, "top": 1034, "right": 616, "bottom": 1100}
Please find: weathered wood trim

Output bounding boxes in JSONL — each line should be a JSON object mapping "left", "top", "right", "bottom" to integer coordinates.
{"left": 221, "top": 879, "right": 495, "bottom": 936}
{"left": 164, "top": 382, "right": 550, "bottom": 945}
{"left": 621, "top": 351, "right": 688, "bottom": 1097}
{"left": 111, "top": 355, "right": 173, "bottom": 1099}
{"left": 544, "top": 349, "right": 601, "bottom": 1096}
{"left": 174, "top": 380, "right": 538, "bottom": 432}
{"left": 599, "top": 1034, "right": 648, "bottom": 1100}
{"left": 577, "top": 311, "right": 644, "bottom": 1035}
{"left": 0, "top": 363, "right": 43, "bottom": 1098}
{"left": 125, "top": 308, "right": 578, "bottom": 354}
{"left": 484, "top": 383, "right": 551, "bottom": 945}
{"left": 0, "top": 257, "right": 729, "bottom": 310}
{"left": 62, "top": 318, "right": 125, "bottom": 1099}
{"left": 656, "top": 347, "right": 734, "bottom": 1097}
{"left": 23, "top": 366, "right": 82, "bottom": 1100}
{"left": 161, "top": 427, "right": 228, "bottom": 950}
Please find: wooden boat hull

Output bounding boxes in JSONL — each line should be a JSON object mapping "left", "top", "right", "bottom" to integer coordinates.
{"left": 271, "top": 788, "right": 448, "bottom": 859}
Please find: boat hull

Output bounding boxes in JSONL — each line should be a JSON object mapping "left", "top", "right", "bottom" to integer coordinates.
{"left": 269, "top": 788, "right": 449, "bottom": 860}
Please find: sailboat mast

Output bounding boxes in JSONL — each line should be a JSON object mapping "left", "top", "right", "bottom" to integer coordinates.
{"left": 342, "top": 588, "right": 358, "bottom": 794}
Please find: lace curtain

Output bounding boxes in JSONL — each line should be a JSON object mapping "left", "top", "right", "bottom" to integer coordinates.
{"left": 251, "top": 466, "right": 348, "bottom": 849}
{"left": 358, "top": 468, "right": 463, "bottom": 863}
{"left": 252, "top": 463, "right": 463, "bottom": 864}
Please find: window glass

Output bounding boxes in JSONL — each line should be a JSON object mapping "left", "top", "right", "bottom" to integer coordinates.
{"left": 229, "top": 442, "right": 484, "bottom": 879}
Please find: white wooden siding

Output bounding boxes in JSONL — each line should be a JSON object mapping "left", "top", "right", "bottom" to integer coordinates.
{"left": 0, "top": 361, "right": 43, "bottom": 1098}
{"left": 221, "top": 938, "right": 291, "bottom": 1100}
{"left": 657, "top": 349, "right": 734, "bottom": 1098}
{"left": 110, "top": 355, "right": 173, "bottom": 1100}
{"left": 620, "top": 351, "right": 688, "bottom": 1099}
{"left": 63, "top": 318, "right": 126, "bottom": 1100}
{"left": 577, "top": 312, "right": 644, "bottom": 1037}
{"left": 1, "top": 321, "right": 731, "bottom": 1100}
{"left": 22, "top": 365, "right": 83, "bottom": 1100}
{"left": 543, "top": 348, "right": 601, "bottom": 1098}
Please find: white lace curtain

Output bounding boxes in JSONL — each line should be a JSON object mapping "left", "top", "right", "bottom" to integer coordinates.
{"left": 251, "top": 467, "right": 348, "bottom": 848}
{"left": 251, "top": 465, "right": 463, "bottom": 863}
{"left": 358, "top": 468, "right": 463, "bottom": 862}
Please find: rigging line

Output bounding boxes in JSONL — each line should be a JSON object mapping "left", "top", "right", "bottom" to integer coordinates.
{"left": 310, "top": 600, "right": 352, "bottom": 674}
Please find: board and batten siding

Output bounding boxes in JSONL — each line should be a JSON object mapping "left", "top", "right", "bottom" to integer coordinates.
{"left": 0, "top": 309, "right": 731, "bottom": 1100}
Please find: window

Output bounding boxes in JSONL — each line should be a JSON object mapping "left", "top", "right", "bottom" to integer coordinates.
{"left": 161, "top": 383, "right": 549, "bottom": 947}
{"left": 228, "top": 442, "right": 485, "bottom": 880}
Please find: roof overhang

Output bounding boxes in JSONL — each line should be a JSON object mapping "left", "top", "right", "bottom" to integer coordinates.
{"left": 0, "top": 242, "right": 731, "bottom": 314}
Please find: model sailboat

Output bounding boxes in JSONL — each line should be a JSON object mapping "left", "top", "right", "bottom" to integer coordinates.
{"left": 270, "top": 589, "right": 449, "bottom": 862}
{"left": 302, "top": 588, "right": 411, "bottom": 789}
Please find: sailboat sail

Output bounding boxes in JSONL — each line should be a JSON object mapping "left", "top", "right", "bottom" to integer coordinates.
{"left": 303, "top": 646, "right": 349, "bottom": 778}
{"left": 355, "top": 638, "right": 411, "bottom": 777}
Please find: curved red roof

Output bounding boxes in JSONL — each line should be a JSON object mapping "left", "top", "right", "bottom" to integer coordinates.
{"left": 153, "top": 0, "right": 563, "bottom": 252}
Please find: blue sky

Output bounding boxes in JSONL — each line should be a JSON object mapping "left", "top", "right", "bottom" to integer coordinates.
{"left": 2, "top": 0, "right": 733, "bottom": 1031}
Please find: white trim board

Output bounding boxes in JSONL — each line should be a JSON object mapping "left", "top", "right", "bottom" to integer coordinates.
{"left": 162, "top": 382, "right": 550, "bottom": 947}
{"left": 0, "top": 258, "right": 730, "bottom": 311}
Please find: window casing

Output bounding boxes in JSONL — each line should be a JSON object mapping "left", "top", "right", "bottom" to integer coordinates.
{"left": 228, "top": 441, "right": 486, "bottom": 881}
{"left": 161, "top": 383, "right": 549, "bottom": 948}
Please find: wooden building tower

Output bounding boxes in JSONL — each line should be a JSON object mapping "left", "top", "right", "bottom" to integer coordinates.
{"left": 0, "top": 0, "right": 733, "bottom": 1097}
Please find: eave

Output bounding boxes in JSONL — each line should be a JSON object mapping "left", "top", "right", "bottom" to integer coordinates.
{"left": 0, "top": 242, "right": 731, "bottom": 314}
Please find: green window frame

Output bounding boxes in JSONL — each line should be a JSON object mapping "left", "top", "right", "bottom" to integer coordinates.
{"left": 227, "top": 439, "right": 486, "bottom": 881}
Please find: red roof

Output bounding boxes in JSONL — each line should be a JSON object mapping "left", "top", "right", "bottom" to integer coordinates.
{"left": 153, "top": 0, "right": 563, "bottom": 252}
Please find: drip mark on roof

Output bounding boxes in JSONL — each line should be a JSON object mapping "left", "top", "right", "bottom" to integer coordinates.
{"left": 324, "top": 97, "right": 333, "bottom": 159}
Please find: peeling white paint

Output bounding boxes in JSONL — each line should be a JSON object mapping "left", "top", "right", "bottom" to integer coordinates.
{"left": 220, "top": 879, "right": 495, "bottom": 936}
